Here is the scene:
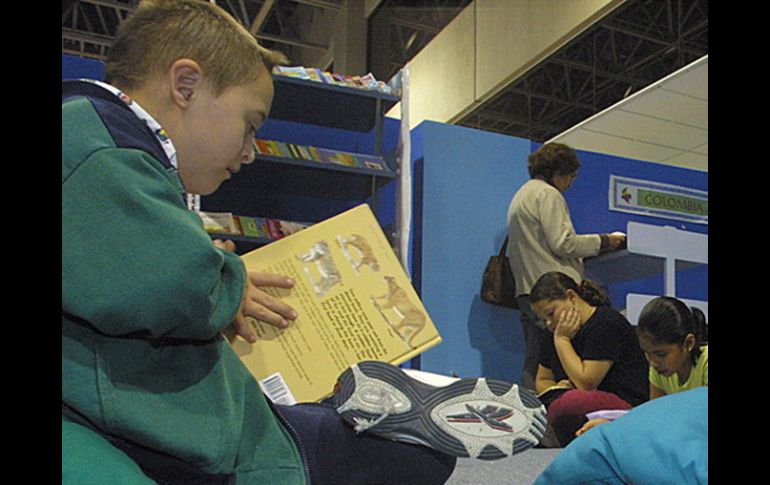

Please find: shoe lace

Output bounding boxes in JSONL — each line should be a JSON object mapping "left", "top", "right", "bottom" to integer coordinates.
{"left": 351, "top": 393, "right": 398, "bottom": 433}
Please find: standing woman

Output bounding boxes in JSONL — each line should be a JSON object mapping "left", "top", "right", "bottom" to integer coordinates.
{"left": 507, "top": 143, "right": 625, "bottom": 390}
{"left": 529, "top": 272, "right": 648, "bottom": 446}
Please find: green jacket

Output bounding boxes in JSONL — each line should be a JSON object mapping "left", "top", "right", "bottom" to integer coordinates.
{"left": 62, "top": 81, "right": 307, "bottom": 484}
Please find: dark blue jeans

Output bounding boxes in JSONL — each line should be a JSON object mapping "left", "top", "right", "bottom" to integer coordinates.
{"left": 110, "top": 401, "right": 456, "bottom": 485}
{"left": 274, "top": 402, "right": 457, "bottom": 485}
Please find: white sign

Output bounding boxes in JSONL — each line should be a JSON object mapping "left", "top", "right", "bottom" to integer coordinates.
{"left": 609, "top": 175, "right": 708, "bottom": 224}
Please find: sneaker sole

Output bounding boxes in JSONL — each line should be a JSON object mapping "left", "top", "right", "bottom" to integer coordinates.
{"left": 332, "top": 361, "right": 547, "bottom": 460}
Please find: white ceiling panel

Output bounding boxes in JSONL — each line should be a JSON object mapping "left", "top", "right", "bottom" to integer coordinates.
{"left": 662, "top": 61, "right": 708, "bottom": 99}
{"left": 557, "top": 128, "right": 684, "bottom": 163}
{"left": 549, "top": 55, "right": 708, "bottom": 172}
{"left": 620, "top": 89, "right": 707, "bottom": 130}
{"left": 663, "top": 151, "right": 708, "bottom": 172}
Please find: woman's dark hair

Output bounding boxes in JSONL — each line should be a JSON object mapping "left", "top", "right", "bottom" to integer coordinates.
{"left": 528, "top": 143, "right": 580, "bottom": 181}
{"left": 636, "top": 296, "right": 708, "bottom": 365}
{"left": 529, "top": 271, "right": 611, "bottom": 308}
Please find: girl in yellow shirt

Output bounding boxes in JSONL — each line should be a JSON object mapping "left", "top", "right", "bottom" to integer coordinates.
{"left": 636, "top": 296, "right": 708, "bottom": 399}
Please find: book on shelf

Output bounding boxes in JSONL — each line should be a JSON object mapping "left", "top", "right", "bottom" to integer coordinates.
{"left": 318, "top": 148, "right": 360, "bottom": 168}
{"left": 254, "top": 139, "right": 276, "bottom": 156}
{"left": 272, "top": 66, "right": 398, "bottom": 96}
{"left": 285, "top": 143, "right": 300, "bottom": 159}
{"left": 357, "top": 155, "right": 386, "bottom": 171}
{"left": 266, "top": 219, "right": 312, "bottom": 239}
{"left": 269, "top": 140, "right": 290, "bottom": 158}
{"left": 296, "top": 145, "right": 312, "bottom": 161}
{"left": 198, "top": 211, "right": 242, "bottom": 235}
{"left": 232, "top": 204, "right": 443, "bottom": 404}
{"left": 254, "top": 139, "right": 391, "bottom": 173}
{"left": 238, "top": 216, "right": 271, "bottom": 239}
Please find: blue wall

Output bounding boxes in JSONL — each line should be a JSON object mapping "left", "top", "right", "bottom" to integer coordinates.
{"left": 62, "top": 54, "right": 104, "bottom": 80}
{"left": 412, "top": 121, "right": 532, "bottom": 381}
{"left": 412, "top": 121, "right": 709, "bottom": 381}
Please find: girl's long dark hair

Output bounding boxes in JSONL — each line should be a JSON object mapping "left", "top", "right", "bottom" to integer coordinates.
{"left": 636, "top": 296, "right": 708, "bottom": 365}
{"left": 529, "top": 271, "right": 611, "bottom": 308}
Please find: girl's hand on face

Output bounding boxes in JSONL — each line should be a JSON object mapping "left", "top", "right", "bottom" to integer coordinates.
{"left": 554, "top": 307, "right": 581, "bottom": 341}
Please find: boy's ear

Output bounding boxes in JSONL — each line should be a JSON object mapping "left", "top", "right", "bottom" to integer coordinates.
{"left": 169, "top": 59, "right": 203, "bottom": 108}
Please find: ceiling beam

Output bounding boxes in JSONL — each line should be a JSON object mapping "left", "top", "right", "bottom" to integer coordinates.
{"left": 255, "top": 32, "right": 328, "bottom": 51}
{"left": 249, "top": 0, "right": 275, "bottom": 35}
{"left": 285, "top": 0, "right": 343, "bottom": 10}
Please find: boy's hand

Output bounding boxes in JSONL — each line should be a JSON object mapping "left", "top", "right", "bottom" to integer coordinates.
{"left": 213, "top": 239, "right": 237, "bottom": 252}
{"left": 226, "top": 272, "right": 298, "bottom": 343}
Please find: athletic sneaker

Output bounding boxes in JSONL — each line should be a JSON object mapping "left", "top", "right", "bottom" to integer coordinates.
{"left": 330, "top": 360, "right": 547, "bottom": 460}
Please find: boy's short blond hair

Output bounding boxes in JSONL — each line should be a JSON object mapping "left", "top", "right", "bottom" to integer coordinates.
{"left": 105, "top": 0, "right": 288, "bottom": 94}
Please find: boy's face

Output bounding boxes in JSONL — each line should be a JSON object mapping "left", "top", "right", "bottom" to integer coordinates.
{"left": 176, "top": 67, "right": 274, "bottom": 195}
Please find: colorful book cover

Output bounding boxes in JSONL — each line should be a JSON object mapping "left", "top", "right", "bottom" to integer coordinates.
{"left": 336, "top": 152, "right": 360, "bottom": 168}
{"left": 266, "top": 219, "right": 285, "bottom": 240}
{"left": 197, "top": 211, "right": 241, "bottom": 235}
{"left": 240, "top": 216, "right": 271, "bottom": 239}
{"left": 306, "top": 68, "right": 324, "bottom": 83}
{"left": 273, "top": 141, "right": 291, "bottom": 158}
{"left": 286, "top": 143, "right": 302, "bottom": 159}
{"left": 318, "top": 149, "right": 359, "bottom": 168}
{"left": 297, "top": 145, "right": 312, "bottom": 160}
{"left": 357, "top": 155, "right": 386, "bottom": 171}
{"left": 273, "top": 66, "right": 310, "bottom": 79}
{"left": 234, "top": 204, "right": 443, "bottom": 403}
{"left": 308, "top": 146, "right": 322, "bottom": 162}
{"left": 268, "top": 140, "right": 285, "bottom": 157}
{"left": 255, "top": 139, "right": 274, "bottom": 156}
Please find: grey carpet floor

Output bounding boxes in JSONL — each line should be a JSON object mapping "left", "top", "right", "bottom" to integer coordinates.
{"left": 445, "top": 449, "right": 562, "bottom": 485}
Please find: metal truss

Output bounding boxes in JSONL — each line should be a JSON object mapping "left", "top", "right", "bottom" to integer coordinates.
{"left": 62, "top": 0, "right": 707, "bottom": 145}
{"left": 456, "top": 0, "right": 708, "bottom": 142}
{"left": 367, "top": 0, "right": 471, "bottom": 82}
{"left": 62, "top": 0, "right": 342, "bottom": 63}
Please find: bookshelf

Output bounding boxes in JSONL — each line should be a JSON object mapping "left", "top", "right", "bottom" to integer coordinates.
{"left": 201, "top": 74, "right": 400, "bottom": 254}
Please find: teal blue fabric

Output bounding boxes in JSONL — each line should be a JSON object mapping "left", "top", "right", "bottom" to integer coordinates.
{"left": 535, "top": 387, "right": 707, "bottom": 485}
{"left": 62, "top": 417, "right": 157, "bottom": 485}
{"left": 62, "top": 82, "right": 306, "bottom": 484}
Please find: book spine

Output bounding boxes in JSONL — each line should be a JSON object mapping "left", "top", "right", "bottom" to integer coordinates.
{"left": 297, "top": 145, "right": 311, "bottom": 160}
{"left": 273, "top": 141, "right": 290, "bottom": 158}
{"left": 287, "top": 143, "right": 301, "bottom": 159}
{"left": 308, "top": 146, "right": 322, "bottom": 162}
{"left": 255, "top": 139, "right": 270, "bottom": 155}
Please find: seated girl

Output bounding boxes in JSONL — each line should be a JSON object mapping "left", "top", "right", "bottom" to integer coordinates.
{"left": 576, "top": 296, "right": 709, "bottom": 436}
{"left": 638, "top": 296, "right": 708, "bottom": 398}
{"left": 529, "top": 272, "right": 648, "bottom": 446}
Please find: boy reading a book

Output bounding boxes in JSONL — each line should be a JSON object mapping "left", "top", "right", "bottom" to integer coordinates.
{"left": 63, "top": 1, "right": 545, "bottom": 484}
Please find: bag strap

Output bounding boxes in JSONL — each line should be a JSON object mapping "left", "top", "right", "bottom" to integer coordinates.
{"left": 498, "top": 236, "right": 509, "bottom": 257}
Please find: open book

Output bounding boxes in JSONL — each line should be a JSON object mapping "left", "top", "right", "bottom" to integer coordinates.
{"left": 231, "top": 204, "right": 443, "bottom": 404}
{"left": 536, "top": 383, "right": 574, "bottom": 404}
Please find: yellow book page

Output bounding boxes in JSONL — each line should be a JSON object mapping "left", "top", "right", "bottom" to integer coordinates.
{"left": 233, "top": 204, "right": 443, "bottom": 404}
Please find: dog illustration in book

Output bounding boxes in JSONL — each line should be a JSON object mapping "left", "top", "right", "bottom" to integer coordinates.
{"left": 371, "top": 276, "right": 426, "bottom": 347}
{"left": 296, "top": 241, "right": 342, "bottom": 297}
{"left": 337, "top": 234, "right": 380, "bottom": 273}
